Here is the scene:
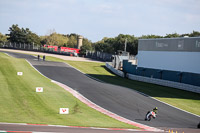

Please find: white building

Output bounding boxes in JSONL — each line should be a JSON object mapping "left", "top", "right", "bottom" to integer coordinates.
{"left": 137, "top": 37, "right": 200, "bottom": 74}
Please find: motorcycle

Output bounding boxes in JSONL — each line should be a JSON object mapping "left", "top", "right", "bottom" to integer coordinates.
{"left": 145, "top": 111, "right": 156, "bottom": 121}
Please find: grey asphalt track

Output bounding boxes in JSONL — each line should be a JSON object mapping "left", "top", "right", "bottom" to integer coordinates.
{"left": 0, "top": 123, "right": 164, "bottom": 133}
{"left": 1, "top": 51, "right": 200, "bottom": 131}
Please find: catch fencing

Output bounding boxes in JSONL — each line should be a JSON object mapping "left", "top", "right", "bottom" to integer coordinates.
{"left": 1, "top": 42, "right": 110, "bottom": 60}
{"left": 86, "top": 50, "right": 112, "bottom": 62}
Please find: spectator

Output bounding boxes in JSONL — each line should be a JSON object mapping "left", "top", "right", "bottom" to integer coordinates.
{"left": 37, "top": 55, "right": 40, "bottom": 61}
{"left": 43, "top": 55, "right": 45, "bottom": 61}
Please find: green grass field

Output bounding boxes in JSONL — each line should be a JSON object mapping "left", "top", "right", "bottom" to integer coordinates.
{"left": 45, "top": 56, "right": 200, "bottom": 116}
{"left": 0, "top": 52, "right": 139, "bottom": 129}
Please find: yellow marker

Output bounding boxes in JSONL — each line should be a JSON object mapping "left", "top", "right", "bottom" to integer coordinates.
{"left": 172, "top": 130, "right": 173, "bottom": 133}
{"left": 176, "top": 131, "right": 177, "bottom": 133}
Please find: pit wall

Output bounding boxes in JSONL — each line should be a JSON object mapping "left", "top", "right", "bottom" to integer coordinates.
{"left": 105, "top": 61, "right": 200, "bottom": 94}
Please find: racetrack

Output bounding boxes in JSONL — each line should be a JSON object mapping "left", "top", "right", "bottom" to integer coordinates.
{"left": 1, "top": 51, "right": 200, "bottom": 131}
{"left": 0, "top": 123, "right": 162, "bottom": 133}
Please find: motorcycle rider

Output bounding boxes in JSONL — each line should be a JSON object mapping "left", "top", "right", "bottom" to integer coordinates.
{"left": 153, "top": 107, "right": 158, "bottom": 114}
{"left": 145, "top": 107, "right": 158, "bottom": 121}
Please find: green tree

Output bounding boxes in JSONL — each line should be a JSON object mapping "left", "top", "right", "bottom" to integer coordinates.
{"left": 94, "top": 37, "right": 115, "bottom": 53}
{"left": 83, "top": 38, "right": 92, "bottom": 49}
{"left": 67, "top": 34, "right": 78, "bottom": 48}
{"left": 0, "top": 33, "right": 8, "bottom": 46}
{"left": 80, "top": 44, "right": 91, "bottom": 55}
{"left": 164, "top": 33, "right": 180, "bottom": 38}
{"left": 113, "top": 34, "right": 138, "bottom": 55}
{"left": 46, "top": 33, "right": 68, "bottom": 46}
{"left": 79, "top": 37, "right": 93, "bottom": 55}
{"left": 24, "top": 28, "right": 41, "bottom": 45}
{"left": 7, "top": 24, "right": 41, "bottom": 45}
{"left": 40, "top": 36, "right": 48, "bottom": 45}
{"left": 7, "top": 24, "right": 24, "bottom": 43}
{"left": 94, "top": 34, "right": 138, "bottom": 55}
{"left": 139, "top": 34, "right": 163, "bottom": 39}
{"left": 189, "top": 31, "right": 200, "bottom": 37}
{"left": 29, "top": 32, "right": 41, "bottom": 45}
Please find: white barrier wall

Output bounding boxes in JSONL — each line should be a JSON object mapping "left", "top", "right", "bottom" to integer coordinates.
{"left": 126, "top": 73, "right": 200, "bottom": 94}
{"left": 106, "top": 62, "right": 124, "bottom": 77}
{"left": 105, "top": 62, "right": 200, "bottom": 93}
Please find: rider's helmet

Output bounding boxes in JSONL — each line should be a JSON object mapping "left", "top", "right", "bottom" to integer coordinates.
{"left": 153, "top": 107, "right": 158, "bottom": 112}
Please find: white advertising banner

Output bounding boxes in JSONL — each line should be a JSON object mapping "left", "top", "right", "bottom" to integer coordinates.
{"left": 36, "top": 87, "right": 43, "bottom": 92}
{"left": 59, "top": 108, "right": 69, "bottom": 114}
{"left": 17, "top": 72, "right": 23, "bottom": 76}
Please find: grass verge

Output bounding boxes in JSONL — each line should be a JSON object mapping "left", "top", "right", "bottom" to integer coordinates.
{"left": 0, "top": 53, "right": 138, "bottom": 129}
{"left": 45, "top": 56, "right": 200, "bottom": 116}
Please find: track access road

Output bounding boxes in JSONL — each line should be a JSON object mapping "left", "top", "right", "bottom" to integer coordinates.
{"left": 2, "top": 51, "right": 200, "bottom": 130}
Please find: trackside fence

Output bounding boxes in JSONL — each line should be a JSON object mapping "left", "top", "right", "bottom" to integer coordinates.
{"left": 0, "top": 42, "right": 110, "bottom": 61}
{"left": 105, "top": 62, "right": 200, "bottom": 94}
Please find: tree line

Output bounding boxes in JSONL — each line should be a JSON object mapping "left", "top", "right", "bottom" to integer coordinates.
{"left": 93, "top": 31, "right": 200, "bottom": 55}
{"left": 0, "top": 24, "right": 200, "bottom": 55}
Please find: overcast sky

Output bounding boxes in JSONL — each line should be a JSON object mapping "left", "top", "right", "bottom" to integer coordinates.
{"left": 0, "top": 0, "right": 200, "bottom": 42}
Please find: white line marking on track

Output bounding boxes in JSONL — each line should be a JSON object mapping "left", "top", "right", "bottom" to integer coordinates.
{"left": 4, "top": 52, "right": 12, "bottom": 57}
